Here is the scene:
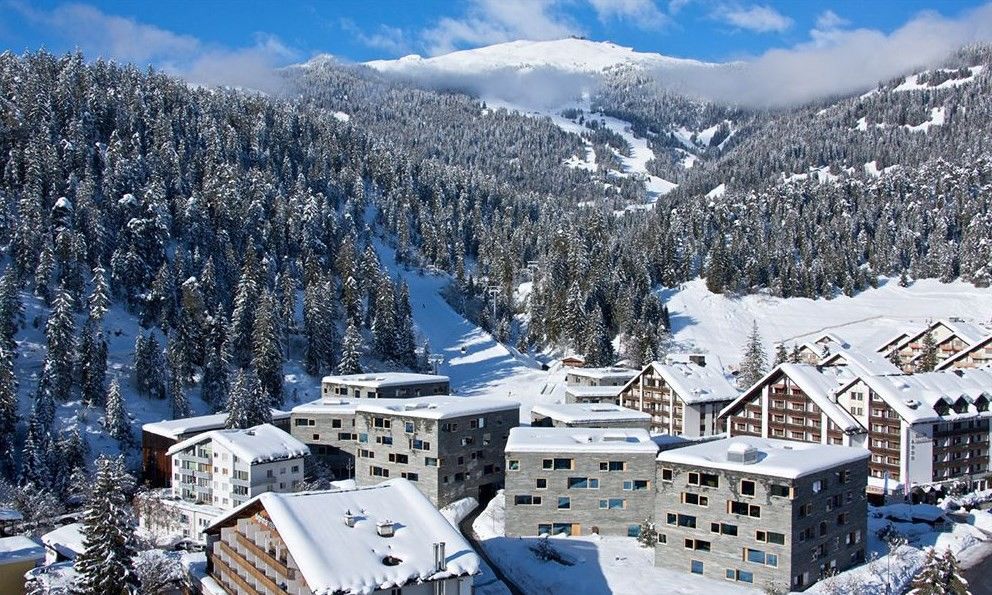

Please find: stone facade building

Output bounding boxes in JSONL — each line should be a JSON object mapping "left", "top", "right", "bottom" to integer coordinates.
{"left": 655, "top": 437, "right": 869, "bottom": 592}
{"left": 503, "top": 427, "right": 659, "bottom": 537}
{"left": 290, "top": 399, "right": 359, "bottom": 479}
{"left": 321, "top": 372, "right": 450, "bottom": 400}
{"left": 530, "top": 403, "right": 651, "bottom": 430}
{"left": 353, "top": 396, "right": 520, "bottom": 507}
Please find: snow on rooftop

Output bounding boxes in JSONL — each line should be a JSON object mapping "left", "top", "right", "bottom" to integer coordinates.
{"left": 166, "top": 423, "right": 309, "bottom": 464}
{"left": 41, "top": 523, "right": 85, "bottom": 559}
{"left": 531, "top": 403, "right": 649, "bottom": 423}
{"left": 291, "top": 398, "right": 359, "bottom": 416}
{"left": 355, "top": 395, "right": 519, "bottom": 420}
{"left": 564, "top": 367, "right": 638, "bottom": 381}
{"left": 321, "top": 372, "right": 450, "bottom": 388}
{"left": 894, "top": 318, "right": 991, "bottom": 354}
{"left": 856, "top": 368, "right": 992, "bottom": 424}
{"left": 210, "top": 480, "right": 479, "bottom": 595}
{"left": 0, "top": 536, "right": 44, "bottom": 564}
{"left": 0, "top": 508, "right": 23, "bottom": 522}
{"left": 564, "top": 385, "right": 624, "bottom": 398}
{"left": 142, "top": 409, "right": 290, "bottom": 440}
{"left": 820, "top": 342, "right": 902, "bottom": 377}
{"left": 506, "top": 427, "right": 658, "bottom": 454}
{"left": 646, "top": 360, "right": 740, "bottom": 404}
{"left": 658, "top": 436, "right": 868, "bottom": 479}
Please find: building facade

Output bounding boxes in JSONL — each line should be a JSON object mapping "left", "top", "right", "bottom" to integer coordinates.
{"left": 619, "top": 358, "right": 739, "bottom": 436}
{"left": 878, "top": 319, "right": 990, "bottom": 373}
{"left": 289, "top": 399, "right": 359, "bottom": 479}
{"left": 353, "top": 396, "right": 520, "bottom": 507}
{"left": 563, "top": 367, "right": 639, "bottom": 404}
{"left": 655, "top": 437, "right": 869, "bottom": 592}
{"left": 321, "top": 373, "right": 450, "bottom": 400}
{"left": 530, "top": 403, "right": 651, "bottom": 430}
{"left": 503, "top": 427, "right": 658, "bottom": 537}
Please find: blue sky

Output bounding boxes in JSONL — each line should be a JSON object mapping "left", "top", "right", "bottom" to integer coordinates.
{"left": 0, "top": 0, "right": 987, "bottom": 64}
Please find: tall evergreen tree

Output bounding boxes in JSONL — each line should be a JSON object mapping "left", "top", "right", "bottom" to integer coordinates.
{"left": 74, "top": 454, "right": 138, "bottom": 595}
{"left": 303, "top": 274, "right": 335, "bottom": 375}
{"left": 919, "top": 330, "right": 939, "bottom": 372}
{"left": 225, "top": 368, "right": 271, "bottom": 429}
{"left": 394, "top": 281, "right": 417, "bottom": 367}
{"left": 104, "top": 378, "right": 134, "bottom": 447}
{"left": 19, "top": 409, "right": 49, "bottom": 488}
{"left": 200, "top": 312, "right": 229, "bottom": 407}
{"left": 0, "top": 344, "right": 17, "bottom": 477}
{"left": 0, "top": 270, "right": 23, "bottom": 352}
{"left": 338, "top": 320, "right": 363, "bottom": 374}
{"left": 371, "top": 275, "right": 397, "bottom": 360}
{"left": 773, "top": 343, "right": 789, "bottom": 365}
{"left": 251, "top": 291, "right": 283, "bottom": 406}
{"left": 133, "top": 332, "right": 166, "bottom": 399}
{"left": 88, "top": 266, "right": 110, "bottom": 321}
{"left": 584, "top": 304, "right": 614, "bottom": 367}
{"left": 738, "top": 322, "right": 768, "bottom": 389}
{"left": 39, "top": 284, "right": 76, "bottom": 403}
{"left": 78, "top": 317, "right": 108, "bottom": 407}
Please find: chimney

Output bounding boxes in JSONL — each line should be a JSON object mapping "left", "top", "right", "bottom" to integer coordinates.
{"left": 344, "top": 509, "right": 356, "bottom": 527}
{"left": 376, "top": 520, "right": 395, "bottom": 537}
{"left": 689, "top": 354, "right": 706, "bottom": 366}
{"left": 433, "top": 542, "right": 446, "bottom": 572}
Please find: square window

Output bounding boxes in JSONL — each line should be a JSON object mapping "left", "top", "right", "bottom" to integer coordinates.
{"left": 558, "top": 497, "right": 570, "bottom": 509}
{"left": 508, "top": 460, "right": 519, "bottom": 470}
{"left": 691, "top": 560, "right": 704, "bottom": 575}
{"left": 741, "top": 480, "right": 755, "bottom": 496}
{"left": 536, "top": 478, "right": 547, "bottom": 489}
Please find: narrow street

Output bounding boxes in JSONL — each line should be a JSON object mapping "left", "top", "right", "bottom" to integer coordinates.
{"left": 459, "top": 506, "right": 527, "bottom": 595}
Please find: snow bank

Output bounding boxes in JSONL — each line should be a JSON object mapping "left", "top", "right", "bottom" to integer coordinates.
{"left": 440, "top": 497, "right": 478, "bottom": 528}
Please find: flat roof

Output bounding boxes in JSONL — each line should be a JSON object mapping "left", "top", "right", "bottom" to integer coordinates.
{"left": 657, "top": 436, "right": 869, "bottom": 479}
{"left": 356, "top": 395, "right": 520, "bottom": 420}
{"left": 564, "top": 367, "right": 639, "bottom": 381}
{"left": 531, "top": 403, "right": 650, "bottom": 423}
{"left": 321, "top": 373, "right": 450, "bottom": 388}
{"left": 291, "top": 398, "right": 359, "bottom": 416}
{"left": 505, "top": 427, "right": 659, "bottom": 454}
{"left": 564, "top": 385, "right": 623, "bottom": 398}
{"left": 143, "top": 409, "right": 291, "bottom": 440}
{"left": 0, "top": 536, "right": 44, "bottom": 565}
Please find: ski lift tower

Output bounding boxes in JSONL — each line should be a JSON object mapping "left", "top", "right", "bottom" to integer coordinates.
{"left": 428, "top": 354, "right": 445, "bottom": 376}
{"left": 486, "top": 285, "right": 500, "bottom": 320}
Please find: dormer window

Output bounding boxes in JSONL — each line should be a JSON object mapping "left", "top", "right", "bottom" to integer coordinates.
{"left": 953, "top": 398, "right": 969, "bottom": 414}
{"left": 975, "top": 396, "right": 989, "bottom": 413}
{"left": 934, "top": 401, "right": 950, "bottom": 417}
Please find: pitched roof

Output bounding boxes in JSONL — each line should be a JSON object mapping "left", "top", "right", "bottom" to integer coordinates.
{"left": 936, "top": 334, "right": 992, "bottom": 370}
{"left": 166, "top": 424, "right": 309, "bottom": 464}
{"left": 142, "top": 410, "right": 291, "bottom": 440}
{"left": 621, "top": 360, "right": 739, "bottom": 405}
{"left": 207, "top": 480, "right": 479, "bottom": 595}
{"left": 893, "top": 319, "right": 990, "bottom": 355}
{"left": 819, "top": 343, "right": 902, "bottom": 376}
{"left": 854, "top": 368, "right": 992, "bottom": 424}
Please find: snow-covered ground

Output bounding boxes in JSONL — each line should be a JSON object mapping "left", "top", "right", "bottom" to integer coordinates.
{"left": 662, "top": 277, "right": 992, "bottom": 365}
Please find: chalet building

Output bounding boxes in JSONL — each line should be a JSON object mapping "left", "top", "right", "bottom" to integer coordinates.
{"left": 321, "top": 372, "right": 450, "bottom": 400}
{"left": 818, "top": 343, "right": 902, "bottom": 377}
{"left": 530, "top": 403, "right": 651, "bottom": 430}
{"left": 202, "top": 480, "right": 478, "bottom": 595}
{"left": 721, "top": 363, "right": 992, "bottom": 495}
{"left": 937, "top": 335, "right": 992, "bottom": 370}
{"left": 793, "top": 333, "right": 846, "bottom": 364}
{"left": 504, "top": 427, "right": 658, "bottom": 537}
{"left": 289, "top": 399, "right": 359, "bottom": 479}
{"left": 618, "top": 357, "right": 739, "bottom": 437}
{"left": 563, "top": 366, "right": 639, "bottom": 404}
{"left": 141, "top": 410, "right": 291, "bottom": 488}
{"left": 877, "top": 318, "right": 990, "bottom": 373}
{"left": 353, "top": 396, "right": 520, "bottom": 507}
{"left": 655, "top": 437, "right": 868, "bottom": 592}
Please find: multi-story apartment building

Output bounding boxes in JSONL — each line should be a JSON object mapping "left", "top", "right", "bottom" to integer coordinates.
{"left": 289, "top": 398, "right": 359, "bottom": 479}
{"left": 141, "top": 410, "right": 291, "bottom": 488}
{"left": 321, "top": 372, "right": 450, "bottom": 400}
{"left": 530, "top": 403, "right": 651, "bottom": 430}
{"left": 938, "top": 335, "right": 992, "bottom": 370}
{"left": 721, "top": 363, "right": 992, "bottom": 495}
{"left": 168, "top": 424, "right": 308, "bottom": 511}
{"left": 202, "top": 479, "right": 478, "bottom": 595}
{"left": 877, "top": 318, "right": 990, "bottom": 372}
{"left": 353, "top": 396, "right": 520, "bottom": 507}
{"left": 619, "top": 357, "right": 739, "bottom": 436}
{"left": 563, "top": 367, "right": 639, "bottom": 404}
{"left": 655, "top": 437, "right": 869, "bottom": 592}
{"left": 503, "top": 427, "right": 658, "bottom": 538}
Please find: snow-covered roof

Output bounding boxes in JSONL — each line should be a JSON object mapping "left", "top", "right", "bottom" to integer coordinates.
{"left": 657, "top": 436, "right": 869, "bottom": 479}
{"left": 564, "top": 367, "right": 638, "bottom": 382}
{"left": 630, "top": 360, "right": 740, "bottom": 404}
{"left": 41, "top": 523, "right": 85, "bottom": 559}
{"left": 853, "top": 368, "right": 992, "bottom": 424}
{"left": 207, "top": 480, "right": 479, "bottom": 595}
{"left": 0, "top": 508, "right": 23, "bottom": 522}
{"left": 530, "top": 403, "right": 650, "bottom": 424}
{"left": 142, "top": 410, "right": 290, "bottom": 440}
{"left": 291, "top": 398, "right": 360, "bottom": 416}
{"left": 893, "top": 319, "right": 990, "bottom": 354}
{"left": 0, "top": 536, "right": 43, "bottom": 564}
{"left": 819, "top": 343, "right": 902, "bottom": 376}
{"left": 720, "top": 364, "right": 863, "bottom": 433}
{"left": 355, "top": 395, "right": 519, "bottom": 420}
{"left": 505, "top": 427, "right": 659, "bottom": 454}
{"left": 321, "top": 373, "right": 449, "bottom": 388}
{"left": 937, "top": 335, "right": 992, "bottom": 370}
{"left": 166, "top": 424, "right": 309, "bottom": 464}
{"left": 564, "top": 385, "right": 624, "bottom": 398}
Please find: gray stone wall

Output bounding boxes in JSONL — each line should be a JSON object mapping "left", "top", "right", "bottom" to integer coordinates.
{"left": 289, "top": 411, "right": 357, "bottom": 479}
{"left": 354, "top": 408, "right": 518, "bottom": 507}
{"left": 321, "top": 380, "right": 450, "bottom": 400}
{"left": 654, "top": 458, "right": 868, "bottom": 592}
{"left": 503, "top": 449, "right": 657, "bottom": 537}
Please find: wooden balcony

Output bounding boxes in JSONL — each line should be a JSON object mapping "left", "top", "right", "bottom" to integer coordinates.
{"left": 218, "top": 538, "right": 288, "bottom": 593}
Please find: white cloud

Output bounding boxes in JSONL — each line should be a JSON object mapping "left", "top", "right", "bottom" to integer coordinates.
{"left": 713, "top": 3, "right": 793, "bottom": 33}
{"left": 422, "top": 0, "right": 579, "bottom": 56}
{"left": 587, "top": 0, "right": 669, "bottom": 29}
{"left": 340, "top": 19, "right": 411, "bottom": 56}
{"left": 815, "top": 10, "right": 849, "bottom": 31}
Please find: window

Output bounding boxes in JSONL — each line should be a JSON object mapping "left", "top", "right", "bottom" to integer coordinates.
{"left": 756, "top": 531, "right": 785, "bottom": 545}
{"left": 729, "top": 501, "right": 761, "bottom": 517}
{"left": 401, "top": 472, "right": 419, "bottom": 481}
{"left": 536, "top": 478, "right": 547, "bottom": 489}
{"left": 425, "top": 457, "right": 438, "bottom": 467}
{"left": 727, "top": 569, "right": 753, "bottom": 583}
{"left": 568, "top": 477, "right": 599, "bottom": 489}
{"left": 769, "top": 484, "right": 790, "bottom": 498}
{"left": 376, "top": 436, "right": 393, "bottom": 445}
{"left": 370, "top": 466, "right": 389, "bottom": 477}
{"left": 682, "top": 493, "right": 709, "bottom": 506}
{"left": 740, "top": 480, "right": 756, "bottom": 496}
{"left": 331, "top": 419, "right": 342, "bottom": 429}
{"left": 677, "top": 514, "right": 697, "bottom": 528}
{"left": 812, "top": 479, "right": 824, "bottom": 493}
{"left": 295, "top": 418, "right": 315, "bottom": 426}
{"left": 688, "top": 472, "right": 719, "bottom": 488}
{"left": 624, "top": 480, "right": 650, "bottom": 491}
{"left": 711, "top": 523, "right": 738, "bottom": 536}
{"left": 666, "top": 513, "right": 677, "bottom": 525}
{"left": 599, "top": 499, "right": 626, "bottom": 510}
{"left": 798, "top": 502, "right": 814, "bottom": 518}
{"left": 372, "top": 417, "right": 391, "bottom": 429}
{"left": 514, "top": 495, "right": 542, "bottom": 506}
{"left": 508, "top": 460, "right": 519, "bottom": 471}
{"left": 684, "top": 539, "right": 711, "bottom": 551}
{"left": 387, "top": 453, "right": 409, "bottom": 464}
{"left": 338, "top": 432, "right": 354, "bottom": 441}
{"left": 601, "top": 461, "right": 626, "bottom": 471}
{"left": 745, "top": 548, "right": 777, "bottom": 567}
{"left": 543, "top": 458, "right": 573, "bottom": 470}
{"left": 661, "top": 468, "right": 673, "bottom": 482}
{"left": 628, "top": 525, "right": 641, "bottom": 538}
{"left": 404, "top": 421, "right": 415, "bottom": 433}
{"left": 690, "top": 560, "right": 704, "bottom": 575}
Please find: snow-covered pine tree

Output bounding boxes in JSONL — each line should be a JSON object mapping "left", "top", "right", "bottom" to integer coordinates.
{"left": 225, "top": 368, "right": 271, "bottom": 429}
{"left": 87, "top": 265, "right": 110, "bottom": 321}
{"left": 227, "top": 257, "right": 261, "bottom": 369}
{"left": 0, "top": 270, "right": 23, "bottom": 352}
{"left": 338, "top": 320, "right": 363, "bottom": 375}
{"left": 919, "top": 330, "right": 939, "bottom": 372}
{"left": 394, "top": 281, "right": 417, "bottom": 367}
{"left": 104, "top": 378, "right": 134, "bottom": 447}
{"left": 133, "top": 332, "right": 166, "bottom": 399}
{"left": 39, "top": 283, "right": 76, "bottom": 403}
{"left": 174, "top": 276, "right": 206, "bottom": 383}
{"left": 303, "top": 273, "right": 336, "bottom": 375}
{"left": 74, "top": 454, "right": 138, "bottom": 595}
{"left": 167, "top": 343, "right": 192, "bottom": 419}
{"left": 252, "top": 290, "right": 283, "bottom": 407}
{"left": 372, "top": 275, "right": 397, "bottom": 360}
{"left": 19, "top": 409, "right": 49, "bottom": 488}
{"left": 200, "top": 312, "right": 229, "bottom": 406}
{"left": 584, "top": 304, "right": 614, "bottom": 367}
{"left": 737, "top": 322, "right": 768, "bottom": 389}
{"left": 774, "top": 343, "right": 789, "bottom": 365}
{"left": 78, "top": 317, "right": 108, "bottom": 407}
{"left": 0, "top": 344, "right": 16, "bottom": 477}
{"left": 909, "top": 548, "right": 948, "bottom": 595}
{"left": 637, "top": 518, "right": 658, "bottom": 547}
{"left": 563, "top": 281, "right": 586, "bottom": 352}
